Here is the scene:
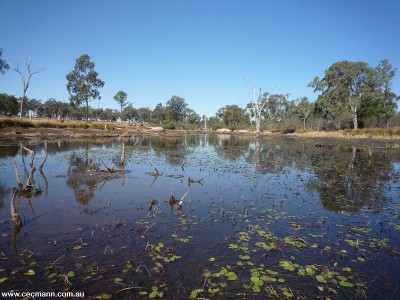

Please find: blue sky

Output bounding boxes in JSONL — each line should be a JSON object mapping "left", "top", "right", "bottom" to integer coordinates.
{"left": 1, "top": 0, "right": 399, "bottom": 117}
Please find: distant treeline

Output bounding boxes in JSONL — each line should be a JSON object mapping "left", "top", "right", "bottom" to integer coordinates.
{"left": 1, "top": 58, "right": 399, "bottom": 132}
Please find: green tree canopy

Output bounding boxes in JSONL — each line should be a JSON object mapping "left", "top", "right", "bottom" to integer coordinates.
{"left": 137, "top": 107, "right": 151, "bottom": 123}
{"left": 217, "top": 104, "right": 249, "bottom": 129}
{"left": 374, "top": 59, "right": 398, "bottom": 127}
{"left": 0, "top": 49, "right": 10, "bottom": 75}
{"left": 0, "top": 93, "right": 18, "bottom": 116}
{"left": 66, "top": 54, "right": 105, "bottom": 122}
{"left": 166, "top": 96, "right": 188, "bottom": 122}
{"left": 113, "top": 91, "right": 129, "bottom": 122}
{"left": 295, "top": 97, "right": 314, "bottom": 129}
{"left": 122, "top": 104, "right": 137, "bottom": 122}
{"left": 151, "top": 103, "right": 167, "bottom": 124}
{"left": 309, "top": 60, "right": 376, "bottom": 129}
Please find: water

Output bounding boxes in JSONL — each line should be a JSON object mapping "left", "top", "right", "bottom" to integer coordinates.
{"left": 0, "top": 135, "right": 399, "bottom": 299}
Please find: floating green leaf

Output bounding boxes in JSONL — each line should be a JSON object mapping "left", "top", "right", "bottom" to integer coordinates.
{"left": 67, "top": 271, "right": 75, "bottom": 277}
{"left": 339, "top": 280, "right": 354, "bottom": 287}
{"left": 342, "top": 267, "right": 352, "bottom": 272}
{"left": 25, "top": 270, "right": 35, "bottom": 276}
{"left": 228, "top": 243, "right": 238, "bottom": 249}
{"left": 279, "top": 260, "right": 298, "bottom": 271}
{"left": 357, "top": 257, "right": 366, "bottom": 262}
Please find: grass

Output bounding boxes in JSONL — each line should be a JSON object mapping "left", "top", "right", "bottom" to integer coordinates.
{"left": 291, "top": 128, "right": 400, "bottom": 139}
{"left": 0, "top": 118, "right": 117, "bottom": 130}
{"left": 343, "top": 128, "right": 400, "bottom": 137}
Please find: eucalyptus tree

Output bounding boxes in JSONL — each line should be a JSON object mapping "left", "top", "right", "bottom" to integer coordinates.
{"left": 0, "top": 48, "right": 10, "bottom": 74}
{"left": 296, "top": 97, "right": 314, "bottom": 129}
{"left": 136, "top": 107, "right": 151, "bottom": 123}
{"left": 66, "top": 54, "right": 104, "bottom": 122}
{"left": 309, "top": 61, "right": 376, "bottom": 129}
{"left": 113, "top": 91, "right": 129, "bottom": 122}
{"left": 26, "top": 98, "right": 42, "bottom": 117}
{"left": 151, "top": 103, "right": 166, "bottom": 124}
{"left": 245, "top": 79, "right": 269, "bottom": 135}
{"left": 217, "top": 104, "right": 249, "bottom": 128}
{"left": 166, "top": 96, "right": 188, "bottom": 122}
{"left": 122, "top": 104, "right": 137, "bottom": 122}
{"left": 42, "top": 98, "right": 60, "bottom": 118}
{"left": 186, "top": 109, "right": 201, "bottom": 124}
{"left": 11, "top": 58, "right": 45, "bottom": 119}
{"left": 375, "top": 59, "right": 398, "bottom": 127}
{"left": 0, "top": 93, "right": 18, "bottom": 116}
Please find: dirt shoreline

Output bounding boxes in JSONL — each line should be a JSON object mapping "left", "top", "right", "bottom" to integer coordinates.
{"left": 0, "top": 126, "right": 399, "bottom": 149}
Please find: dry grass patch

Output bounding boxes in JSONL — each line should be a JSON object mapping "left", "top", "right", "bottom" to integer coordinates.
{"left": 0, "top": 118, "right": 116, "bottom": 130}
{"left": 293, "top": 128, "right": 400, "bottom": 139}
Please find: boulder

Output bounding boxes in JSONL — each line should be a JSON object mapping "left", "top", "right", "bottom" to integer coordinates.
{"left": 148, "top": 126, "right": 165, "bottom": 133}
{"left": 216, "top": 128, "right": 231, "bottom": 134}
{"left": 234, "top": 129, "right": 252, "bottom": 134}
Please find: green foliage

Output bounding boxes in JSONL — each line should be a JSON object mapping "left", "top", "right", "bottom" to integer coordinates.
{"left": 161, "top": 120, "right": 176, "bottom": 130}
{"left": 166, "top": 96, "right": 188, "bottom": 122}
{"left": 216, "top": 104, "right": 249, "bottom": 129}
{"left": 66, "top": 54, "right": 105, "bottom": 122}
{"left": 136, "top": 107, "right": 151, "bottom": 123}
{"left": 113, "top": 91, "right": 129, "bottom": 121}
{"left": 0, "top": 48, "right": 10, "bottom": 74}
{"left": 310, "top": 59, "right": 398, "bottom": 129}
{"left": 0, "top": 93, "right": 18, "bottom": 116}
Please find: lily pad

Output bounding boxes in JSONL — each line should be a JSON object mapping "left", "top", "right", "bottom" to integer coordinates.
{"left": 25, "top": 270, "right": 36, "bottom": 276}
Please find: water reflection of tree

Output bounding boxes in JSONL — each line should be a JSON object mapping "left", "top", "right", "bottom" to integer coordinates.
{"left": 210, "top": 134, "right": 249, "bottom": 161}
{"left": 307, "top": 145, "right": 393, "bottom": 212}
{"left": 148, "top": 136, "right": 191, "bottom": 166}
{"left": 211, "top": 136, "right": 394, "bottom": 213}
{"left": 0, "top": 181, "right": 7, "bottom": 211}
{"left": 0, "top": 145, "right": 19, "bottom": 158}
{"left": 10, "top": 187, "right": 41, "bottom": 252}
{"left": 244, "top": 138, "right": 310, "bottom": 175}
{"left": 66, "top": 154, "right": 100, "bottom": 205}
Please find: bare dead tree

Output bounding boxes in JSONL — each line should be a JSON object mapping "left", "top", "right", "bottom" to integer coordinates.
{"left": 245, "top": 77, "right": 268, "bottom": 136}
{"left": 11, "top": 57, "right": 45, "bottom": 120}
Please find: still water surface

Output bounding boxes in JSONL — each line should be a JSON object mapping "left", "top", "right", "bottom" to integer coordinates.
{"left": 0, "top": 135, "right": 399, "bottom": 299}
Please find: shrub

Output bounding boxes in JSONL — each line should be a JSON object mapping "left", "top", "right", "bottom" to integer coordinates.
{"left": 162, "top": 120, "right": 176, "bottom": 130}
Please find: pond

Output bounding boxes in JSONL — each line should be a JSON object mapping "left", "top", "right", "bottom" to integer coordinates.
{"left": 0, "top": 134, "right": 399, "bottom": 299}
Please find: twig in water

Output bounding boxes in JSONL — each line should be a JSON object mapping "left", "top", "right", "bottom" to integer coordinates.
{"left": 52, "top": 254, "right": 66, "bottom": 264}
{"left": 177, "top": 191, "right": 189, "bottom": 210}
{"left": 143, "top": 223, "right": 156, "bottom": 235}
{"left": 117, "top": 286, "right": 144, "bottom": 294}
{"left": 149, "top": 160, "right": 160, "bottom": 176}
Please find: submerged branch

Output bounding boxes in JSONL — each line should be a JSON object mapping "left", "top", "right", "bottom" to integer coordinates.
{"left": 149, "top": 160, "right": 160, "bottom": 176}
{"left": 39, "top": 142, "right": 48, "bottom": 171}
